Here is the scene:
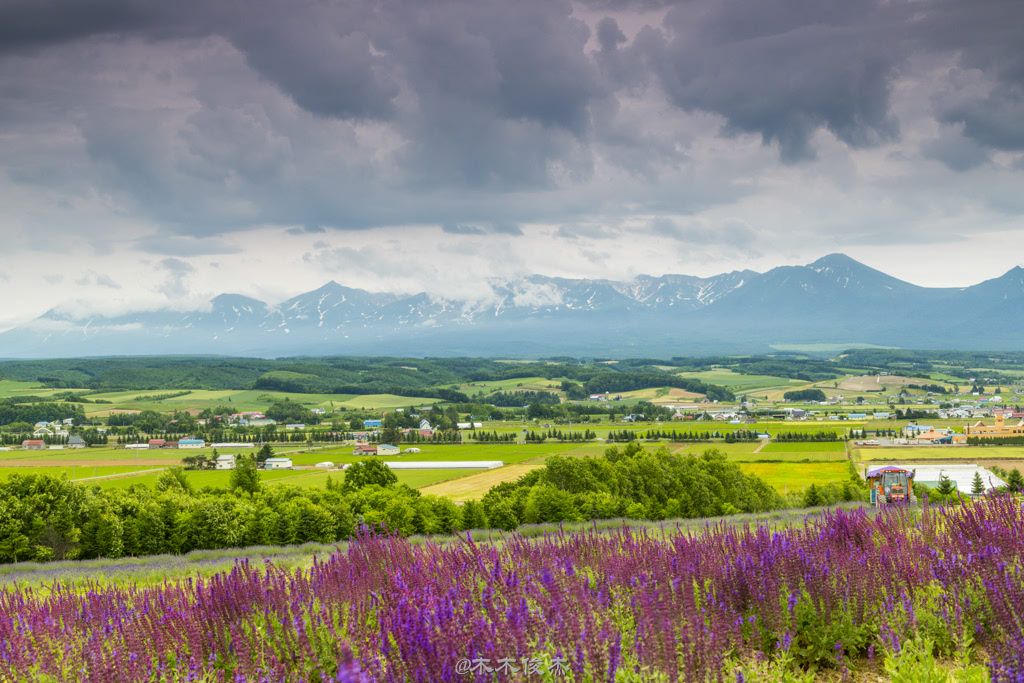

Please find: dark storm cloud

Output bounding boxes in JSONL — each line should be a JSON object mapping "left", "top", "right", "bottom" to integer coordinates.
{"left": 601, "top": 0, "right": 908, "bottom": 162}
{"left": 1, "top": 0, "right": 1023, "bottom": 241}
{"left": 921, "top": 127, "right": 991, "bottom": 172}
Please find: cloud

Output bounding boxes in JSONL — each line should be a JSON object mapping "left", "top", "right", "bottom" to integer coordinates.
{"left": 650, "top": 217, "right": 759, "bottom": 248}
{"left": 286, "top": 225, "right": 327, "bottom": 235}
{"left": 0, "top": 0, "right": 1023, "bottom": 313}
{"left": 158, "top": 257, "right": 195, "bottom": 298}
{"left": 135, "top": 235, "right": 244, "bottom": 256}
{"left": 921, "top": 126, "right": 991, "bottom": 172}
{"left": 510, "top": 280, "right": 564, "bottom": 308}
{"left": 43, "top": 274, "right": 63, "bottom": 284}
{"left": 73, "top": 272, "right": 122, "bottom": 289}
{"left": 555, "top": 223, "right": 618, "bottom": 240}
{"left": 442, "top": 223, "right": 487, "bottom": 236}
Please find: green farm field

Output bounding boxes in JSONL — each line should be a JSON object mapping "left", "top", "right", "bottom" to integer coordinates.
{"left": 672, "top": 369, "right": 803, "bottom": 393}
{"left": 455, "top": 377, "right": 563, "bottom": 393}
{"left": 0, "top": 380, "right": 74, "bottom": 399}
{"left": 738, "top": 462, "right": 850, "bottom": 493}
{"left": 92, "top": 466, "right": 476, "bottom": 491}
{"left": 760, "top": 441, "right": 847, "bottom": 452}
{"left": 80, "top": 388, "right": 441, "bottom": 417}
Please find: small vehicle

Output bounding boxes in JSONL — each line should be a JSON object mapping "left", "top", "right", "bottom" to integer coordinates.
{"left": 866, "top": 465, "right": 916, "bottom": 505}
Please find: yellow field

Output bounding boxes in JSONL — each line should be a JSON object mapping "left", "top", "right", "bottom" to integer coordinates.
{"left": 419, "top": 464, "right": 544, "bottom": 502}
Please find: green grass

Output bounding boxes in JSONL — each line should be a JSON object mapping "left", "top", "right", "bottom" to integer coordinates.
{"left": 738, "top": 462, "right": 850, "bottom": 492}
{"left": 672, "top": 369, "right": 801, "bottom": 393}
{"left": 669, "top": 442, "right": 761, "bottom": 455}
{"left": 760, "top": 441, "right": 847, "bottom": 452}
{"left": 0, "top": 380, "right": 69, "bottom": 399}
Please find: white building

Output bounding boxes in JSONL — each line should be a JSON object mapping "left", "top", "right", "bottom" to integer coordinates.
{"left": 214, "top": 454, "right": 236, "bottom": 470}
{"left": 264, "top": 458, "right": 293, "bottom": 470}
{"left": 377, "top": 444, "right": 400, "bottom": 456}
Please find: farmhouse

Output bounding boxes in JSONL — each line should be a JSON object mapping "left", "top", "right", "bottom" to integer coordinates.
{"left": 21, "top": 440, "right": 45, "bottom": 450}
{"left": 264, "top": 457, "right": 293, "bottom": 470}
{"left": 148, "top": 439, "right": 166, "bottom": 449}
{"left": 353, "top": 445, "right": 377, "bottom": 456}
{"left": 68, "top": 435, "right": 86, "bottom": 449}
{"left": 311, "top": 408, "right": 327, "bottom": 415}
{"left": 214, "top": 454, "right": 236, "bottom": 470}
{"left": 376, "top": 444, "right": 400, "bottom": 456}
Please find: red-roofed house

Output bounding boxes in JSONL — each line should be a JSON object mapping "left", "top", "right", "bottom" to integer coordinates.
{"left": 148, "top": 439, "right": 166, "bottom": 449}
{"left": 21, "top": 440, "right": 45, "bottom": 450}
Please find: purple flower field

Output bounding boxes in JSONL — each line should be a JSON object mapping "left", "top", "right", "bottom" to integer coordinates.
{"left": 1, "top": 497, "right": 1023, "bottom": 682}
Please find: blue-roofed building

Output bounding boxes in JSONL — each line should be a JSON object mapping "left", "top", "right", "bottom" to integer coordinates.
{"left": 179, "top": 439, "right": 205, "bottom": 449}
{"left": 364, "top": 420, "right": 382, "bottom": 428}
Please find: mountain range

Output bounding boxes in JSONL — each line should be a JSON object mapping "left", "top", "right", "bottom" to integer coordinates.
{"left": 3, "top": 253, "right": 1024, "bottom": 358}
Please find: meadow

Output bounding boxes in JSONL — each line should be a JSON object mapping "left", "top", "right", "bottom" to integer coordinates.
{"left": 737, "top": 462, "right": 850, "bottom": 493}
{"left": 2, "top": 497, "right": 1020, "bottom": 681}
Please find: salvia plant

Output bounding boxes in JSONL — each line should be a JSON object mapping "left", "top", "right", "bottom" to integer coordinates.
{"left": 0, "top": 496, "right": 1022, "bottom": 682}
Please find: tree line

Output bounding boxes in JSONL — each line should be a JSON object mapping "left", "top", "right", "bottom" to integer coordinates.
{"left": 0, "top": 445, "right": 788, "bottom": 564}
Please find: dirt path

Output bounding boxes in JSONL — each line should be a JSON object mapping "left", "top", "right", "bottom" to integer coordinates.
{"left": 752, "top": 439, "right": 769, "bottom": 454}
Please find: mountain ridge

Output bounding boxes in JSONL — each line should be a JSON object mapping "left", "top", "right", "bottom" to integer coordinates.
{"left": 4, "top": 255, "right": 1024, "bottom": 358}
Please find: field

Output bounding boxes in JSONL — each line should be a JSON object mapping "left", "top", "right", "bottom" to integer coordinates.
{"left": 419, "top": 464, "right": 545, "bottom": 501}
{"left": 737, "top": 462, "right": 850, "bottom": 493}
{"left": 759, "top": 441, "right": 847, "bottom": 452}
{"left": 71, "top": 387, "right": 444, "bottom": 417}
{"left": 851, "top": 445, "right": 1024, "bottom": 462}
{"left": 672, "top": 368, "right": 803, "bottom": 395}
{"left": 3, "top": 499, "right": 1019, "bottom": 681}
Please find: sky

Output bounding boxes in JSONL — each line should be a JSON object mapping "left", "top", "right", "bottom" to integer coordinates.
{"left": 1, "top": 0, "right": 1023, "bottom": 331}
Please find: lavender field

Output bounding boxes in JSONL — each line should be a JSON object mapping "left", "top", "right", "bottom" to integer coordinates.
{"left": 2, "top": 498, "right": 1023, "bottom": 682}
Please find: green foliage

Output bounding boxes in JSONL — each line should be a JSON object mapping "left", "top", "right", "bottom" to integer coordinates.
{"left": 802, "top": 484, "right": 823, "bottom": 507}
{"left": 971, "top": 472, "right": 985, "bottom": 496}
{"left": 883, "top": 638, "right": 989, "bottom": 683}
{"left": 155, "top": 467, "right": 193, "bottom": 495}
{"left": 1007, "top": 468, "right": 1024, "bottom": 494}
{"left": 228, "top": 454, "right": 262, "bottom": 494}
{"left": 343, "top": 459, "right": 398, "bottom": 491}
{"left": 783, "top": 388, "right": 827, "bottom": 402}
{"left": 936, "top": 473, "right": 957, "bottom": 496}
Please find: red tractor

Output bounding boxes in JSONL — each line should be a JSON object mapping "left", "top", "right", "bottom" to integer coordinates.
{"left": 866, "top": 466, "right": 916, "bottom": 505}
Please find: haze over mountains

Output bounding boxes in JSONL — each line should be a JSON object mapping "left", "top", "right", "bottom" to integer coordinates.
{"left": 3, "top": 254, "right": 1024, "bottom": 358}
